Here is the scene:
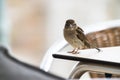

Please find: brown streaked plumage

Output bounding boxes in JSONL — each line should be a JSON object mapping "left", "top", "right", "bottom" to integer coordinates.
{"left": 64, "top": 19, "right": 100, "bottom": 54}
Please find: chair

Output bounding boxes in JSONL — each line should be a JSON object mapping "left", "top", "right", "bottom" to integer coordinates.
{"left": 40, "top": 20, "right": 120, "bottom": 79}
{"left": 53, "top": 27, "right": 120, "bottom": 79}
{"left": 0, "top": 45, "right": 65, "bottom": 80}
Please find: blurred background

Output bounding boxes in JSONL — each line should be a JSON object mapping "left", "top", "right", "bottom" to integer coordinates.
{"left": 0, "top": 0, "right": 120, "bottom": 67}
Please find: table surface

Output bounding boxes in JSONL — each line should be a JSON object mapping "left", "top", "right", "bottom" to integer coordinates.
{"left": 54, "top": 46, "right": 120, "bottom": 64}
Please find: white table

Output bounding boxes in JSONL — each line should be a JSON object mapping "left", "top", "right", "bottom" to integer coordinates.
{"left": 53, "top": 46, "right": 120, "bottom": 79}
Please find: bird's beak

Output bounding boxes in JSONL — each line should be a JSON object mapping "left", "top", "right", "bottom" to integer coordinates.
{"left": 70, "top": 24, "right": 73, "bottom": 28}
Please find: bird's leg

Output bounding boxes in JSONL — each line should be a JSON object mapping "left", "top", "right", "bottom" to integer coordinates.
{"left": 73, "top": 48, "right": 79, "bottom": 54}
{"left": 68, "top": 48, "right": 79, "bottom": 54}
{"left": 67, "top": 49, "right": 76, "bottom": 53}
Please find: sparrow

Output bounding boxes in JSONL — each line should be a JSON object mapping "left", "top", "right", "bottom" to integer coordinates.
{"left": 64, "top": 19, "right": 100, "bottom": 54}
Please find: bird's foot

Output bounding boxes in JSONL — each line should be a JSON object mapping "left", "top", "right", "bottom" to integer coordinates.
{"left": 67, "top": 48, "right": 79, "bottom": 54}
{"left": 68, "top": 48, "right": 79, "bottom": 54}
{"left": 68, "top": 51, "right": 79, "bottom": 54}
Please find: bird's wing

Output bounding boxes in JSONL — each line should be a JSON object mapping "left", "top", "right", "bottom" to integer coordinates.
{"left": 77, "top": 27, "right": 84, "bottom": 32}
{"left": 76, "top": 27, "right": 91, "bottom": 48}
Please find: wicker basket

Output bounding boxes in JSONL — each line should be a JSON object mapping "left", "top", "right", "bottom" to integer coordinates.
{"left": 86, "top": 27, "right": 120, "bottom": 48}
{"left": 86, "top": 27, "right": 120, "bottom": 78}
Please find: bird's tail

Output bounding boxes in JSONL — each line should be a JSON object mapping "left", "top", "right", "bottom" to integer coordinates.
{"left": 89, "top": 42, "right": 101, "bottom": 52}
{"left": 95, "top": 48, "right": 101, "bottom": 52}
{"left": 86, "top": 39, "right": 101, "bottom": 52}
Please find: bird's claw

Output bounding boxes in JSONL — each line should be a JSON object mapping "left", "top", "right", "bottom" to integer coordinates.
{"left": 67, "top": 51, "right": 79, "bottom": 54}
